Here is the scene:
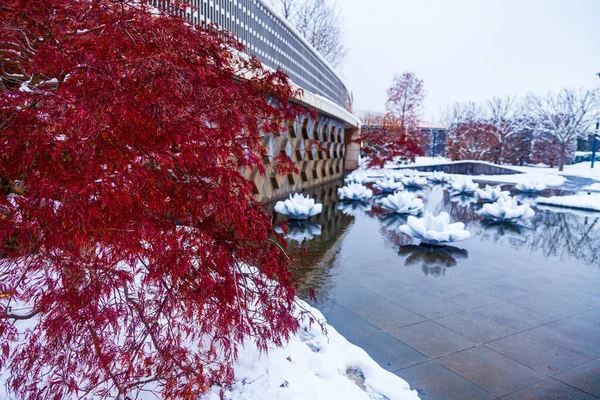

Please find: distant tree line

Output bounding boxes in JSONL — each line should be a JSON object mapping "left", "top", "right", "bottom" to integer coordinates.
{"left": 443, "top": 88, "right": 600, "bottom": 171}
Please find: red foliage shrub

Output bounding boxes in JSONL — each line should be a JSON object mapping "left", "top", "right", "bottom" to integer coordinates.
{"left": 360, "top": 113, "right": 423, "bottom": 168}
{"left": 445, "top": 122, "right": 499, "bottom": 161}
{"left": 0, "top": 1, "right": 303, "bottom": 398}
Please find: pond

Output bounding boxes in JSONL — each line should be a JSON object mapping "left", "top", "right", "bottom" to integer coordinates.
{"left": 269, "top": 178, "right": 600, "bottom": 399}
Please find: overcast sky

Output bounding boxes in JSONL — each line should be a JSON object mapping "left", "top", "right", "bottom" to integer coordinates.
{"left": 336, "top": 0, "right": 600, "bottom": 121}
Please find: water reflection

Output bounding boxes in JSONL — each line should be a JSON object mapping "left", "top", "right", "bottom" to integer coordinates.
{"left": 337, "top": 201, "right": 371, "bottom": 217}
{"left": 269, "top": 178, "right": 600, "bottom": 295}
{"left": 274, "top": 221, "right": 322, "bottom": 243}
{"left": 398, "top": 244, "right": 469, "bottom": 277}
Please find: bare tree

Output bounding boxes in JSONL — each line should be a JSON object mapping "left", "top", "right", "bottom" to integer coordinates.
{"left": 486, "top": 96, "right": 531, "bottom": 163}
{"left": 529, "top": 88, "right": 600, "bottom": 171}
{"left": 277, "top": 0, "right": 347, "bottom": 68}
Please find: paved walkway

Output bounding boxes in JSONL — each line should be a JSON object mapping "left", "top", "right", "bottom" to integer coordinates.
{"left": 305, "top": 216, "right": 600, "bottom": 400}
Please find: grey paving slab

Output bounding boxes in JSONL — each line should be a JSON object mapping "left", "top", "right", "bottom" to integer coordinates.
{"left": 473, "top": 302, "right": 553, "bottom": 331}
{"left": 508, "top": 293, "right": 595, "bottom": 320}
{"left": 435, "top": 311, "right": 518, "bottom": 343}
{"left": 501, "top": 378, "right": 598, "bottom": 400}
{"left": 396, "top": 361, "right": 495, "bottom": 400}
{"left": 465, "top": 281, "right": 534, "bottom": 301}
{"left": 325, "top": 282, "right": 384, "bottom": 310}
{"left": 325, "top": 309, "right": 381, "bottom": 340}
{"left": 561, "top": 309, "right": 600, "bottom": 334}
{"left": 351, "top": 299, "right": 426, "bottom": 331}
{"left": 438, "top": 287, "right": 503, "bottom": 309}
{"left": 486, "top": 332, "right": 591, "bottom": 376}
{"left": 555, "top": 360, "right": 600, "bottom": 397}
{"left": 527, "top": 320, "right": 600, "bottom": 359}
{"left": 380, "top": 289, "right": 466, "bottom": 319}
{"left": 390, "top": 321, "right": 476, "bottom": 359}
{"left": 350, "top": 332, "right": 428, "bottom": 372}
{"left": 440, "top": 346, "right": 546, "bottom": 397}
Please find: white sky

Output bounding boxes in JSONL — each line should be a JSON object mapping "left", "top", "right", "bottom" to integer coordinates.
{"left": 337, "top": 0, "right": 600, "bottom": 122}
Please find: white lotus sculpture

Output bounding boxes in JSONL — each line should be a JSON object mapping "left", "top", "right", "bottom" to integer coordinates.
{"left": 274, "top": 193, "right": 322, "bottom": 220}
{"left": 450, "top": 178, "right": 479, "bottom": 195}
{"left": 478, "top": 196, "right": 535, "bottom": 222}
{"left": 345, "top": 174, "right": 367, "bottom": 184}
{"left": 515, "top": 181, "right": 546, "bottom": 193}
{"left": 337, "top": 183, "right": 373, "bottom": 203}
{"left": 337, "top": 201, "right": 371, "bottom": 217}
{"left": 374, "top": 178, "right": 404, "bottom": 193}
{"left": 399, "top": 212, "right": 471, "bottom": 245}
{"left": 401, "top": 176, "right": 428, "bottom": 188}
{"left": 381, "top": 192, "right": 424, "bottom": 215}
{"left": 427, "top": 171, "right": 452, "bottom": 184}
{"left": 476, "top": 185, "right": 510, "bottom": 202}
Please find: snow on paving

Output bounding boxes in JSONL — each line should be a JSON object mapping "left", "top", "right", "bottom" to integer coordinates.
{"left": 207, "top": 300, "right": 419, "bottom": 400}
{"left": 537, "top": 193, "right": 600, "bottom": 212}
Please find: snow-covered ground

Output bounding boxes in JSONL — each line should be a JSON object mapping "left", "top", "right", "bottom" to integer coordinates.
{"left": 207, "top": 300, "right": 419, "bottom": 400}
{"left": 584, "top": 182, "right": 600, "bottom": 192}
{"left": 537, "top": 193, "right": 600, "bottom": 212}
{"left": 0, "top": 299, "right": 419, "bottom": 400}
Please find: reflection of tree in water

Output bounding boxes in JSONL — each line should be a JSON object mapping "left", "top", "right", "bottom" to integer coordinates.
{"left": 442, "top": 191, "right": 481, "bottom": 229}
{"left": 507, "top": 209, "right": 600, "bottom": 266}
{"left": 398, "top": 244, "right": 469, "bottom": 277}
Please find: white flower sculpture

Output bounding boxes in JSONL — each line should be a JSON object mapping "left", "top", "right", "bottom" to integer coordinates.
{"left": 345, "top": 174, "right": 367, "bottom": 184}
{"left": 337, "top": 183, "right": 373, "bottom": 203}
{"left": 478, "top": 196, "right": 535, "bottom": 222}
{"left": 515, "top": 181, "right": 547, "bottom": 193}
{"left": 427, "top": 171, "right": 452, "bottom": 184}
{"left": 385, "top": 171, "right": 405, "bottom": 182}
{"left": 450, "top": 178, "right": 479, "bottom": 195}
{"left": 274, "top": 223, "right": 321, "bottom": 243}
{"left": 337, "top": 201, "right": 372, "bottom": 217}
{"left": 399, "top": 212, "right": 471, "bottom": 245}
{"left": 476, "top": 185, "right": 510, "bottom": 202}
{"left": 381, "top": 192, "right": 424, "bottom": 215}
{"left": 401, "top": 176, "right": 428, "bottom": 188}
{"left": 274, "top": 193, "right": 322, "bottom": 220}
{"left": 374, "top": 178, "right": 404, "bottom": 193}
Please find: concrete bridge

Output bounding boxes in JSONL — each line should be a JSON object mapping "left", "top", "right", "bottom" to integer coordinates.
{"left": 154, "top": 0, "right": 361, "bottom": 201}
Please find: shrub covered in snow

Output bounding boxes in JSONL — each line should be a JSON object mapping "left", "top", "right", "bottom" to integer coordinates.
{"left": 427, "top": 171, "right": 452, "bottom": 184}
{"left": 476, "top": 185, "right": 510, "bottom": 202}
{"left": 337, "top": 184, "right": 373, "bottom": 203}
{"left": 399, "top": 212, "right": 471, "bottom": 245}
{"left": 478, "top": 196, "right": 535, "bottom": 222}
{"left": 381, "top": 192, "right": 424, "bottom": 215}
{"left": 275, "top": 193, "right": 323, "bottom": 220}
{"left": 515, "top": 181, "right": 547, "bottom": 193}
{"left": 374, "top": 178, "right": 404, "bottom": 193}
{"left": 450, "top": 178, "right": 479, "bottom": 195}
{"left": 401, "top": 176, "right": 428, "bottom": 188}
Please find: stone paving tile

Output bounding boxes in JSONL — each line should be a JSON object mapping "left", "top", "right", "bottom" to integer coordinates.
{"left": 350, "top": 331, "right": 428, "bottom": 372}
{"left": 473, "top": 302, "right": 553, "bottom": 331}
{"left": 508, "top": 293, "right": 595, "bottom": 320}
{"left": 501, "top": 378, "right": 598, "bottom": 400}
{"left": 396, "top": 361, "right": 495, "bottom": 400}
{"left": 440, "top": 346, "right": 546, "bottom": 398}
{"left": 350, "top": 299, "right": 425, "bottom": 331}
{"left": 463, "top": 281, "right": 534, "bottom": 301}
{"left": 324, "top": 309, "right": 381, "bottom": 340}
{"left": 527, "top": 320, "right": 600, "bottom": 359}
{"left": 486, "top": 332, "right": 591, "bottom": 376}
{"left": 390, "top": 321, "right": 476, "bottom": 359}
{"left": 555, "top": 360, "right": 600, "bottom": 397}
{"left": 435, "top": 311, "right": 517, "bottom": 343}
{"left": 325, "top": 283, "right": 384, "bottom": 310}
{"left": 436, "top": 287, "right": 503, "bottom": 309}
{"left": 561, "top": 309, "right": 600, "bottom": 334}
{"left": 380, "top": 289, "right": 466, "bottom": 320}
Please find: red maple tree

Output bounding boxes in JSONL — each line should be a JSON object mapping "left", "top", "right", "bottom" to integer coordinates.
{"left": 0, "top": 1, "right": 304, "bottom": 398}
{"left": 360, "top": 112, "right": 423, "bottom": 168}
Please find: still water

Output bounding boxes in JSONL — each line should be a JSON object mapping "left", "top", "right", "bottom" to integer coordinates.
{"left": 270, "top": 180, "right": 600, "bottom": 303}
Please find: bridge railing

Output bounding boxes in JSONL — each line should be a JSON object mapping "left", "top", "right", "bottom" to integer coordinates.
{"left": 152, "top": 0, "right": 351, "bottom": 109}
